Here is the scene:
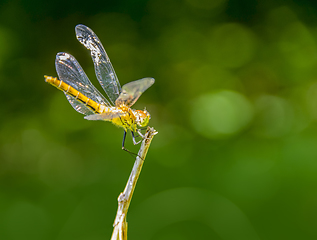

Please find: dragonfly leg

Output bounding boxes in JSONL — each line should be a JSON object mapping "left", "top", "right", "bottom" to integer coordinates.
{"left": 131, "top": 131, "right": 142, "bottom": 139}
{"left": 122, "top": 130, "right": 127, "bottom": 150}
{"left": 137, "top": 129, "right": 145, "bottom": 139}
{"left": 122, "top": 131, "right": 142, "bottom": 159}
{"left": 131, "top": 131, "right": 142, "bottom": 145}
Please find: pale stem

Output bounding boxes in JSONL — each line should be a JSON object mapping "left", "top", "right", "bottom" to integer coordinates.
{"left": 111, "top": 127, "right": 158, "bottom": 240}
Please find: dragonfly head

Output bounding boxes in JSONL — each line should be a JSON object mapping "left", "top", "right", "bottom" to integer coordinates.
{"left": 135, "top": 109, "right": 151, "bottom": 127}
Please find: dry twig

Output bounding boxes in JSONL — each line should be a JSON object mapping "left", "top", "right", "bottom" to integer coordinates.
{"left": 111, "top": 127, "right": 157, "bottom": 240}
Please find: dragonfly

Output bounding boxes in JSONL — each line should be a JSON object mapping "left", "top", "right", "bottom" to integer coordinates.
{"left": 44, "top": 24, "right": 155, "bottom": 151}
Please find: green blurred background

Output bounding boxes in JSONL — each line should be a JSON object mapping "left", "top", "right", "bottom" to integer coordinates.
{"left": 1, "top": 0, "right": 317, "bottom": 239}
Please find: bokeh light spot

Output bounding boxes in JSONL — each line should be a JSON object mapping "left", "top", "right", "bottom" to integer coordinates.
{"left": 207, "top": 23, "right": 256, "bottom": 68}
{"left": 159, "top": 21, "right": 205, "bottom": 63}
{"left": 306, "top": 82, "right": 317, "bottom": 120}
{"left": 278, "top": 21, "right": 317, "bottom": 70}
{"left": 191, "top": 90, "right": 253, "bottom": 139}
{"left": 254, "top": 95, "right": 294, "bottom": 138}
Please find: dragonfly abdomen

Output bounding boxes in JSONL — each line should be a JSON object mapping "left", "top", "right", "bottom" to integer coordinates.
{"left": 44, "top": 75, "right": 107, "bottom": 114}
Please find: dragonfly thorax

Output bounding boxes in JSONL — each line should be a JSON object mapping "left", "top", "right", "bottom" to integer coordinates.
{"left": 134, "top": 109, "right": 151, "bottom": 128}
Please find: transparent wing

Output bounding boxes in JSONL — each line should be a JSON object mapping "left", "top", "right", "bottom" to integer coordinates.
{"left": 115, "top": 78, "right": 155, "bottom": 107}
{"left": 55, "top": 52, "right": 111, "bottom": 115}
{"left": 65, "top": 95, "right": 95, "bottom": 115}
{"left": 75, "top": 24, "right": 121, "bottom": 105}
{"left": 84, "top": 112, "right": 123, "bottom": 121}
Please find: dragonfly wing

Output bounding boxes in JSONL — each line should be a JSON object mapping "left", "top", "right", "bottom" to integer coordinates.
{"left": 65, "top": 95, "right": 95, "bottom": 115}
{"left": 75, "top": 24, "right": 121, "bottom": 105}
{"left": 115, "top": 78, "right": 155, "bottom": 107}
{"left": 84, "top": 112, "right": 123, "bottom": 121}
{"left": 55, "top": 52, "right": 111, "bottom": 115}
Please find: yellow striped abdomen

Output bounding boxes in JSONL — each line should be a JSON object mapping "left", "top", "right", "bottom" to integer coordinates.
{"left": 44, "top": 75, "right": 106, "bottom": 114}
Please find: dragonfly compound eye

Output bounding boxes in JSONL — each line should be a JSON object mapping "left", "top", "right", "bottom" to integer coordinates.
{"left": 135, "top": 110, "right": 150, "bottom": 127}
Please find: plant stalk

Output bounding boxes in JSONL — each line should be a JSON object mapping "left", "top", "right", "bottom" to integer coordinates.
{"left": 111, "top": 127, "right": 157, "bottom": 240}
